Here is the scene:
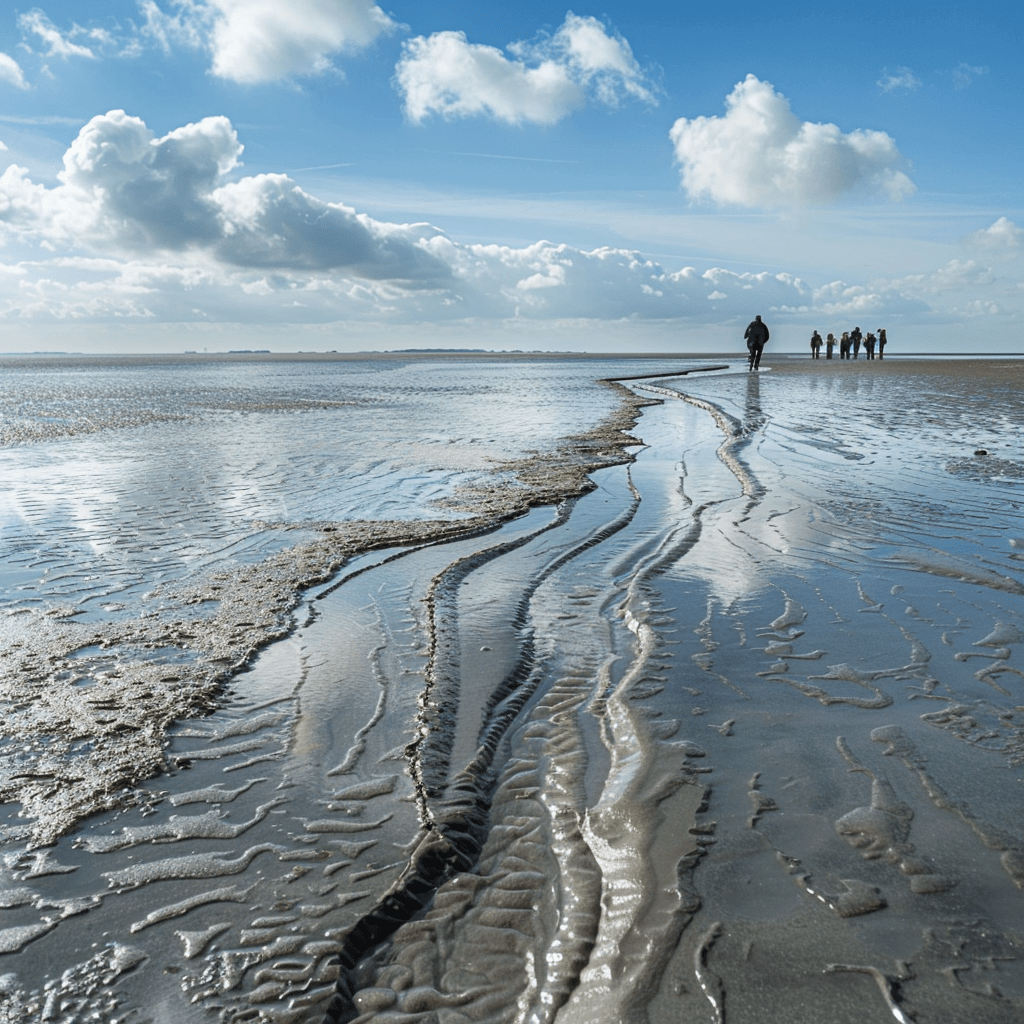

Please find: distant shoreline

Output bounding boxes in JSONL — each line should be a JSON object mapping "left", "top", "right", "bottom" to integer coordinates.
{"left": 0, "top": 350, "right": 1021, "bottom": 364}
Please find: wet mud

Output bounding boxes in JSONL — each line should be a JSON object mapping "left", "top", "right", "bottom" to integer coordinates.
{"left": 0, "top": 355, "right": 1023, "bottom": 1024}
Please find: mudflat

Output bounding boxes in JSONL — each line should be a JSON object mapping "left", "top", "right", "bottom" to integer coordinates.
{"left": 0, "top": 354, "right": 1021, "bottom": 1023}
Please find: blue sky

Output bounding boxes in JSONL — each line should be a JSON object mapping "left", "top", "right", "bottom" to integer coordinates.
{"left": 0, "top": 0, "right": 1019, "bottom": 352}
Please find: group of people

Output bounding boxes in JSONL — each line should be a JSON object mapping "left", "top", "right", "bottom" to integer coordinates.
{"left": 809, "top": 327, "right": 888, "bottom": 360}
{"left": 743, "top": 316, "right": 890, "bottom": 371}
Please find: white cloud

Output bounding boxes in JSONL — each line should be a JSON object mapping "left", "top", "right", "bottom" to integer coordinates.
{"left": 140, "top": 0, "right": 396, "bottom": 82}
{"left": 877, "top": 66, "right": 921, "bottom": 93}
{"left": 967, "top": 217, "right": 1023, "bottom": 251}
{"left": 137, "top": 0, "right": 210, "bottom": 51}
{"left": 0, "top": 234, "right": 831, "bottom": 324}
{"left": 0, "top": 110, "right": 448, "bottom": 283}
{"left": 0, "top": 134, "right": 848, "bottom": 322}
{"left": 957, "top": 299, "right": 1002, "bottom": 317}
{"left": 0, "top": 53, "right": 28, "bottom": 89}
{"left": 0, "top": 231, "right": 1007, "bottom": 330}
{"left": 207, "top": 0, "right": 395, "bottom": 82}
{"left": 515, "top": 13, "right": 655, "bottom": 107}
{"left": 396, "top": 12, "right": 656, "bottom": 125}
{"left": 800, "top": 260, "right": 1006, "bottom": 322}
{"left": 809, "top": 279, "right": 929, "bottom": 318}
{"left": 886, "top": 259, "right": 996, "bottom": 295}
{"left": 0, "top": 111, "right": 1012, "bottom": 333}
{"left": 669, "top": 75, "right": 915, "bottom": 208}
{"left": 421, "top": 237, "right": 829, "bottom": 321}
{"left": 18, "top": 10, "right": 97, "bottom": 59}
{"left": 952, "top": 62, "right": 987, "bottom": 89}
{"left": 396, "top": 32, "right": 581, "bottom": 125}
{"left": 211, "top": 173, "right": 447, "bottom": 279}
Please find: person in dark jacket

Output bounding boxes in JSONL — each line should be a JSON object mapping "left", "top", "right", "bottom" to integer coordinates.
{"left": 878, "top": 328, "right": 887, "bottom": 359}
{"left": 851, "top": 326, "right": 863, "bottom": 359}
{"left": 826, "top": 333, "right": 836, "bottom": 359}
{"left": 810, "top": 330, "right": 822, "bottom": 359}
{"left": 744, "top": 315, "right": 769, "bottom": 371}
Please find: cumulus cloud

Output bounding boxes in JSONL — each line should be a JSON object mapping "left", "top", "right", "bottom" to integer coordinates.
{"left": 140, "top": 0, "right": 396, "bottom": 82}
{"left": 0, "top": 256, "right": 205, "bottom": 321}
{"left": 0, "top": 123, "right": 851, "bottom": 323}
{"left": 886, "top": 259, "right": 996, "bottom": 295}
{"left": 395, "top": 12, "right": 655, "bottom": 125}
{"left": 669, "top": 75, "right": 915, "bottom": 208}
{"left": 515, "top": 13, "right": 655, "bottom": 107}
{"left": 0, "top": 111, "right": 1006, "bottom": 330}
{"left": 0, "top": 233, "right": 828, "bottom": 324}
{"left": 810, "top": 278, "right": 930, "bottom": 318}
{"left": 0, "top": 53, "right": 28, "bottom": 89}
{"left": 797, "top": 260, "right": 1008, "bottom": 323}
{"left": 967, "top": 217, "right": 1024, "bottom": 251}
{"left": 797, "top": 262, "right": 1010, "bottom": 321}
{"left": 877, "top": 66, "right": 920, "bottom": 93}
{"left": 956, "top": 299, "right": 1002, "bottom": 317}
{"left": 417, "top": 237, "right": 832, "bottom": 321}
{"left": 0, "top": 230, "right": 994, "bottom": 329}
{"left": 5, "top": 236, "right": 975, "bottom": 327}
{"left": 0, "top": 110, "right": 448, "bottom": 283}
{"left": 396, "top": 33, "right": 580, "bottom": 125}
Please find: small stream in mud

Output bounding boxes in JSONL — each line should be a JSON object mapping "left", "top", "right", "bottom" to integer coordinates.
{"left": 2, "top": 357, "right": 1024, "bottom": 1024}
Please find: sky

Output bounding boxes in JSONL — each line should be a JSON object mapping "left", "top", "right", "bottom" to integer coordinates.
{"left": 0, "top": 0, "right": 1020, "bottom": 353}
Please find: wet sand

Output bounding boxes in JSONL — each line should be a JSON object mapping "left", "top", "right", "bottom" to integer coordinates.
{"left": 631, "top": 356, "right": 1024, "bottom": 1023}
{"left": 1, "top": 356, "right": 1023, "bottom": 1023}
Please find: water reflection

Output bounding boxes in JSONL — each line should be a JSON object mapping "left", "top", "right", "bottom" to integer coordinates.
{"left": 744, "top": 366, "right": 762, "bottom": 430}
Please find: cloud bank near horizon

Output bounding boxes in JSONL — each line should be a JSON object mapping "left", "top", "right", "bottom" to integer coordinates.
{"left": 0, "top": 111, "right": 1015, "bottom": 330}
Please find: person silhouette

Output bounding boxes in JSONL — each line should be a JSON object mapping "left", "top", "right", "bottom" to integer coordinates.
{"left": 744, "top": 315, "right": 769, "bottom": 371}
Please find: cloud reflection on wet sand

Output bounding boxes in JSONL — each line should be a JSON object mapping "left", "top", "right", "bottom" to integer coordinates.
{"left": 0, "top": 355, "right": 1022, "bottom": 1023}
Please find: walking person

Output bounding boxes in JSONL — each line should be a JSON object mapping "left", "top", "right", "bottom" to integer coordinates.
{"left": 878, "top": 328, "right": 887, "bottom": 359}
{"left": 826, "top": 333, "right": 835, "bottom": 359}
{"left": 840, "top": 332, "right": 850, "bottom": 359}
{"left": 864, "top": 332, "right": 876, "bottom": 360}
{"left": 744, "top": 314, "right": 769, "bottom": 371}
{"left": 851, "top": 327, "right": 862, "bottom": 359}
{"left": 810, "top": 330, "right": 822, "bottom": 359}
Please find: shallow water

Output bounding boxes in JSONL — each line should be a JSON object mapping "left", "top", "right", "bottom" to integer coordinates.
{"left": 0, "top": 354, "right": 1022, "bottom": 1024}
{"left": 0, "top": 354, "right": 674, "bottom": 846}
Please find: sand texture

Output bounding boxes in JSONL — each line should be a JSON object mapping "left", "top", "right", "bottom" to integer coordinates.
{"left": 0, "top": 354, "right": 1022, "bottom": 1023}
